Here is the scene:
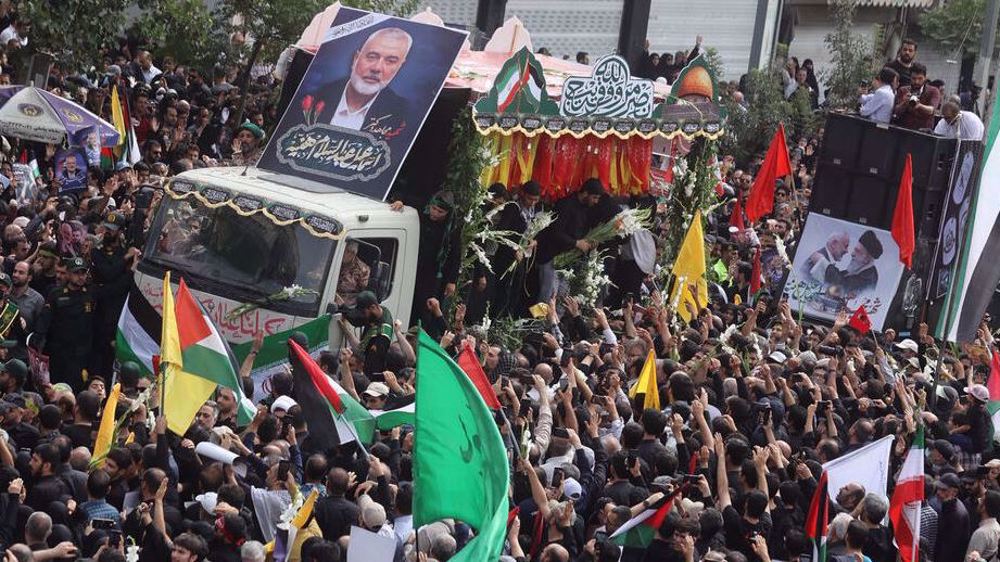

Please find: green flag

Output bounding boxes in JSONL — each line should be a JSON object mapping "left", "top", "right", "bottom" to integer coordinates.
{"left": 413, "top": 330, "right": 509, "bottom": 562}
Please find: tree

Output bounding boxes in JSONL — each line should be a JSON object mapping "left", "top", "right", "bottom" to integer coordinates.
{"left": 920, "top": 0, "right": 998, "bottom": 55}
{"left": 721, "top": 68, "right": 794, "bottom": 165}
{"left": 822, "top": 0, "right": 878, "bottom": 111}
{"left": 20, "top": 0, "right": 129, "bottom": 70}
{"left": 131, "top": 0, "right": 232, "bottom": 73}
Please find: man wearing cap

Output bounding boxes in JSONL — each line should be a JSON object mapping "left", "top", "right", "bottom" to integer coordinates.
{"left": 536, "top": 178, "right": 605, "bottom": 302}
{"left": 362, "top": 382, "right": 391, "bottom": 410}
{"left": 35, "top": 256, "right": 94, "bottom": 391}
{"left": 935, "top": 472, "right": 971, "bottom": 562}
{"left": 952, "top": 384, "right": 993, "bottom": 469}
{"left": 351, "top": 291, "right": 393, "bottom": 376}
{"left": 823, "top": 230, "right": 883, "bottom": 293}
{"left": 90, "top": 211, "right": 137, "bottom": 376}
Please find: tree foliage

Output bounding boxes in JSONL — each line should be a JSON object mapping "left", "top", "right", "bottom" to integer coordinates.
{"left": 131, "top": 0, "right": 232, "bottom": 73}
{"left": 822, "top": 0, "right": 878, "bottom": 111}
{"left": 721, "top": 68, "right": 794, "bottom": 165}
{"left": 920, "top": 0, "right": 996, "bottom": 55}
{"left": 21, "top": 0, "right": 129, "bottom": 70}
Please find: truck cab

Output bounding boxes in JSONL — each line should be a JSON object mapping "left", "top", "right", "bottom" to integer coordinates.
{"left": 134, "top": 166, "right": 419, "bottom": 370}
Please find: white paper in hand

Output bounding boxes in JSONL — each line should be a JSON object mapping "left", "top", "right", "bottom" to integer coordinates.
{"left": 348, "top": 525, "right": 395, "bottom": 562}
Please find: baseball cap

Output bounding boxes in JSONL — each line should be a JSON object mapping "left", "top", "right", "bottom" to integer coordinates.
{"left": 0, "top": 272, "right": 11, "bottom": 289}
{"left": 354, "top": 291, "right": 378, "bottom": 309}
{"left": 363, "top": 382, "right": 390, "bottom": 398}
{"left": 562, "top": 477, "right": 583, "bottom": 501}
{"left": 966, "top": 384, "right": 990, "bottom": 403}
{"left": 2, "top": 359, "right": 28, "bottom": 381}
{"left": 894, "top": 339, "right": 919, "bottom": 353}
{"left": 270, "top": 395, "right": 298, "bottom": 413}
{"left": 936, "top": 472, "right": 962, "bottom": 490}
{"left": 767, "top": 350, "right": 787, "bottom": 364}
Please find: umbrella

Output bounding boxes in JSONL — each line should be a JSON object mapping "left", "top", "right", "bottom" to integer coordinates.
{"left": 0, "top": 86, "right": 120, "bottom": 147}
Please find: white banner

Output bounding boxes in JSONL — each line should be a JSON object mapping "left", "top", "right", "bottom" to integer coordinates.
{"left": 822, "top": 434, "right": 894, "bottom": 503}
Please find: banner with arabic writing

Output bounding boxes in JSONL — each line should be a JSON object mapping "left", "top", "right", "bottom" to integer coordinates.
{"left": 473, "top": 50, "right": 725, "bottom": 140}
{"left": 257, "top": 7, "right": 467, "bottom": 201}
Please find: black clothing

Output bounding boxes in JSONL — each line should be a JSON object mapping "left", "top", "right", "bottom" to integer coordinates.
{"left": 537, "top": 195, "right": 593, "bottom": 264}
{"left": 89, "top": 241, "right": 131, "bottom": 376}
{"left": 24, "top": 473, "right": 70, "bottom": 512}
{"left": 36, "top": 284, "right": 95, "bottom": 391}
{"left": 314, "top": 495, "right": 361, "bottom": 541}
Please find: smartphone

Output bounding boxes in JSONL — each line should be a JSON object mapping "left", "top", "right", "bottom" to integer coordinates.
{"left": 594, "top": 530, "right": 608, "bottom": 543}
{"left": 500, "top": 376, "right": 510, "bottom": 388}
{"left": 368, "top": 371, "right": 386, "bottom": 382}
{"left": 277, "top": 460, "right": 291, "bottom": 481}
{"left": 591, "top": 395, "right": 607, "bottom": 405}
{"left": 560, "top": 347, "right": 573, "bottom": 368}
{"left": 92, "top": 518, "right": 117, "bottom": 531}
{"left": 519, "top": 402, "right": 532, "bottom": 418}
{"left": 552, "top": 427, "right": 569, "bottom": 439}
{"left": 552, "top": 467, "right": 565, "bottom": 488}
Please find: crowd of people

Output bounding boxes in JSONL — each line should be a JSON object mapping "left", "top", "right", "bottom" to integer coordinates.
{"left": 0, "top": 5, "right": 989, "bottom": 562}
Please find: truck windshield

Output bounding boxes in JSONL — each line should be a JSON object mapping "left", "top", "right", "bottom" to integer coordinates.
{"left": 144, "top": 196, "right": 336, "bottom": 316}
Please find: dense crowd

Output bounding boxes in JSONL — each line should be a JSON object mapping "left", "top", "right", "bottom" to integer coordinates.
{"left": 0, "top": 6, "right": 989, "bottom": 562}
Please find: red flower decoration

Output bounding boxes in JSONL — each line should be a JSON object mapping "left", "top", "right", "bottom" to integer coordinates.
{"left": 314, "top": 100, "right": 325, "bottom": 117}
{"left": 301, "top": 95, "right": 314, "bottom": 112}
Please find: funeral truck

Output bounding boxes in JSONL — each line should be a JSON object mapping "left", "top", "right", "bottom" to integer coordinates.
{"left": 133, "top": 166, "right": 420, "bottom": 390}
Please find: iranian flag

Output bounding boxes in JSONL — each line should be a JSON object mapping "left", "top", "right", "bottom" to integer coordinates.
{"left": 988, "top": 351, "right": 1000, "bottom": 441}
{"left": 889, "top": 427, "right": 925, "bottom": 562}
{"left": 497, "top": 60, "right": 539, "bottom": 113}
{"left": 806, "top": 470, "right": 830, "bottom": 562}
{"left": 610, "top": 487, "right": 681, "bottom": 548}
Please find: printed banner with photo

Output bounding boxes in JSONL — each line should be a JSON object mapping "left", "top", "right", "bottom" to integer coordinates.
{"left": 54, "top": 148, "right": 88, "bottom": 193}
{"left": 257, "top": 7, "right": 467, "bottom": 201}
{"left": 783, "top": 214, "right": 905, "bottom": 330}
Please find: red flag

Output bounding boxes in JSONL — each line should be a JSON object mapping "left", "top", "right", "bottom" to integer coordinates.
{"left": 848, "top": 305, "right": 872, "bottom": 335}
{"left": 745, "top": 123, "right": 793, "bottom": 223}
{"left": 750, "top": 248, "right": 762, "bottom": 295}
{"left": 891, "top": 154, "right": 916, "bottom": 269}
{"left": 456, "top": 344, "right": 502, "bottom": 410}
{"left": 288, "top": 339, "right": 345, "bottom": 414}
{"left": 728, "top": 192, "right": 745, "bottom": 232}
{"left": 988, "top": 350, "right": 1000, "bottom": 401}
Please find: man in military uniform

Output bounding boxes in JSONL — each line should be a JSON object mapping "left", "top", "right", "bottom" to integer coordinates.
{"left": 35, "top": 257, "right": 94, "bottom": 391}
{"left": 351, "top": 291, "right": 393, "bottom": 376}
{"left": 335, "top": 240, "right": 371, "bottom": 307}
{"left": 90, "top": 212, "right": 137, "bottom": 376}
{"left": 0, "top": 272, "right": 27, "bottom": 361}
{"left": 30, "top": 242, "right": 60, "bottom": 298}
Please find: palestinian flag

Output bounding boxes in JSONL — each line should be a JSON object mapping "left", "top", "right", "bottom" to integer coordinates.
{"left": 172, "top": 279, "right": 256, "bottom": 426}
{"left": 456, "top": 344, "right": 501, "bottom": 409}
{"left": 288, "top": 339, "right": 375, "bottom": 449}
{"left": 890, "top": 427, "right": 925, "bottom": 562}
{"left": 116, "top": 284, "right": 161, "bottom": 377}
{"left": 373, "top": 399, "right": 415, "bottom": 430}
{"left": 987, "top": 350, "right": 1000, "bottom": 441}
{"left": 609, "top": 488, "right": 680, "bottom": 548}
{"left": 806, "top": 471, "right": 830, "bottom": 562}
{"left": 103, "top": 85, "right": 140, "bottom": 169}
{"left": 936, "top": 109, "right": 1000, "bottom": 342}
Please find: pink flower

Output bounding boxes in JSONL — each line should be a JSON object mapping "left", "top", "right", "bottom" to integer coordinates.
{"left": 301, "top": 95, "right": 314, "bottom": 112}
{"left": 314, "top": 100, "right": 325, "bottom": 117}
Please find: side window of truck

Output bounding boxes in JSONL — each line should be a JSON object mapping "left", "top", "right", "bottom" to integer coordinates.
{"left": 358, "top": 238, "right": 399, "bottom": 295}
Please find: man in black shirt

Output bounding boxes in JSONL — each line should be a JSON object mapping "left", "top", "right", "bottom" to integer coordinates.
{"left": 886, "top": 38, "right": 918, "bottom": 88}
{"left": 314, "top": 467, "right": 361, "bottom": 541}
{"left": 25, "top": 442, "right": 70, "bottom": 512}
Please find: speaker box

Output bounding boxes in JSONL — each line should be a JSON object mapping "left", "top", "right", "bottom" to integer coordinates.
{"left": 819, "top": 114, "right": 866, "bottom": 169}
{"left": 845, "top": 174, "right": 892, "bottom": 227}
{"left": 811, "top": 164, "right": 851, "bottom": 217}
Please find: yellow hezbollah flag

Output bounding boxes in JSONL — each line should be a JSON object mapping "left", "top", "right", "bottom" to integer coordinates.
{"left": 92, "top": 383, "right": 122, "bottom": 467}
{"left": 161, "top": 272, "right": 216, "bottom": 435}
{"left": 628, "top": 350, "right": 660, "bottom": 411}
{"left": 671, "top": 210, "right": 708, "bottom": 323}
{"left": 110, "top": 85, "right": 127, "bottom": 148}
{"left": 291, "top": 489, "right": 320, "bottom": 528}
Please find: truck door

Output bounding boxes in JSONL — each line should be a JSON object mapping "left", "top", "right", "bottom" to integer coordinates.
{"left": 330, "top": 231, "right": 404, "bottom": 350}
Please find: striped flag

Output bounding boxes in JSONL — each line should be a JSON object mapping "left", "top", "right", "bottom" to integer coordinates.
{"left": 936, "top": 109, "right": 1000, "bottom": 342}
{"left": 806, "top": 470, "right": 830, "bottom": 562}
{"left": 889, "top": 427, "right": 925, "bottom": 562}
{"left": 287, "top": 339, "right": 375, "bottom": 447}
{"left": 610, "top": 487, "right": 682, "bottom": 548}
{"left": 988, "top": 351, "right": 1000, "bottom": 441}
{"left": 116, "top": 284, "right": 160, "bottom": 377}
{"left": 373, "top": 400, "right": 415, "bottom": 430}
